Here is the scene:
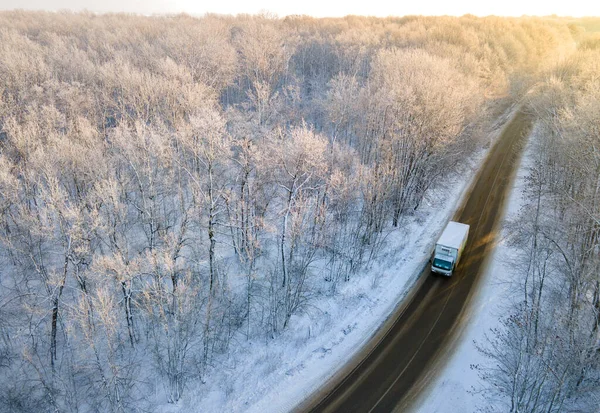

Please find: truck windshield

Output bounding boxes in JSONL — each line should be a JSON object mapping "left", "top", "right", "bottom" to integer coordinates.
{"left": 433, "top": 258, "right": 452, "bottom": 271}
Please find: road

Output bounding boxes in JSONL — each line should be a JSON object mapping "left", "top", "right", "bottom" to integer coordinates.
{"left": 297, "top": 108, "right": 533, "bottom": 413}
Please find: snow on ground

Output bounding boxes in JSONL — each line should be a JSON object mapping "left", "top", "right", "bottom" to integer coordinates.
{"left": 234, "top": 153, "right": 486, "bottom": 413}
{"left": 165, "top": 108, "right": 516, "bottom": 413}
{"left": 413, "top": 123, "right": 535, "bottom": 413}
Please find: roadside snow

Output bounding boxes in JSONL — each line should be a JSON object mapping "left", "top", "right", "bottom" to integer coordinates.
{"left": 235, "top": 152, "right": 485, "bottom": 413}
{"left": 412, "top": 123, "right": 535, "bottom": 413}
{"left": 165, "top": 108, "right": 516, "bottom": 413}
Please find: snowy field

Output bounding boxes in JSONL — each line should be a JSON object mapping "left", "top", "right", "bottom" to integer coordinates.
{"left": 161, "top": 110, "right": 519, "bottom": 413}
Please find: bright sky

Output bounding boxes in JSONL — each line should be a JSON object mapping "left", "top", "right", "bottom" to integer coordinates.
{"left": 0, "top": 0, "right": 599, "bottom": 17}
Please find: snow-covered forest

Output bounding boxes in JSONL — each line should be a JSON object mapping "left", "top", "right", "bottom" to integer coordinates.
{"left": 0, "top": 11, "right": 591, "bottom": 411}
{"left": 474, "top": 25, "right": 600, "bottom": 412}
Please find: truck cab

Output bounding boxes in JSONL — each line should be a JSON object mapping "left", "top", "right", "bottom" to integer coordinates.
{"left": 432, "top": 256, "right": 454, "bottom": 276}
{"left": 431, "top": 244, "right": 456, "bottom": 276}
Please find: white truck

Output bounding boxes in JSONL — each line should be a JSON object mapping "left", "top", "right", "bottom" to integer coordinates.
{"left": 431, "top": 221, "right": 470, "bottom": 276}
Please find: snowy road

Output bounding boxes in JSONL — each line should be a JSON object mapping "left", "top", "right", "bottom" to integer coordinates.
{"left": 297, "top": 109, "right": 533, "bottom": 413}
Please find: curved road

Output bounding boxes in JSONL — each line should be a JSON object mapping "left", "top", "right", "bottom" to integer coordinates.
{"left": 297, "top": 108, "right": 533, "bottom": 413}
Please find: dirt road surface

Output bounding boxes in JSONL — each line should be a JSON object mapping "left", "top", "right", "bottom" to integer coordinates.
{"left": 297, "top": 108, "right": 533, "bottom": 413}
